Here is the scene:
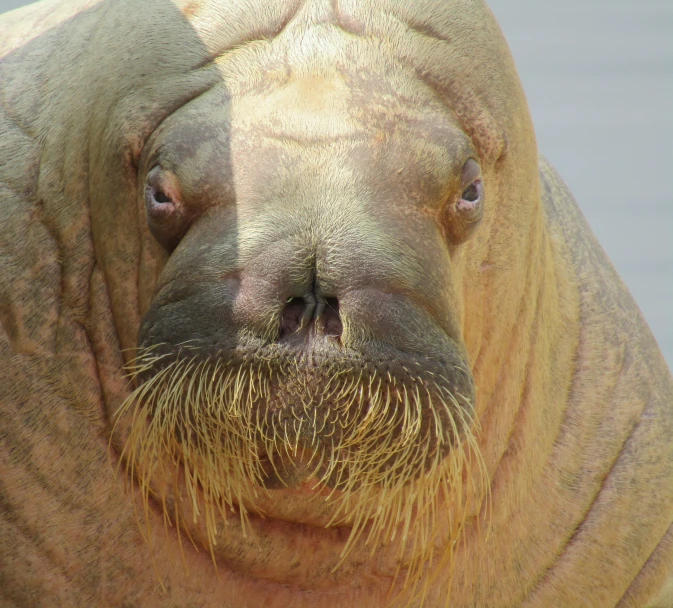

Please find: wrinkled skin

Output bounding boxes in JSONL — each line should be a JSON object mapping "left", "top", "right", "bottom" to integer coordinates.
{"left": 1, "top": 1, "right": 673, "bottom": 607}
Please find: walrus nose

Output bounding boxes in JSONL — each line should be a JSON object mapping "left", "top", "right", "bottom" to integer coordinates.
{"left": 279, "top": 293, "right": 342, "bottom": 340}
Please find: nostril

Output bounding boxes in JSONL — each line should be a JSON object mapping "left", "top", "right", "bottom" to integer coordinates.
{"left": 323, "top": 297, "right": 343, "bottom": 339}
{"left": 278, "top": 296, "right": 342, "bottom": 342}
{"left": 279, "top": 297, "right": 307, "bottom": 338}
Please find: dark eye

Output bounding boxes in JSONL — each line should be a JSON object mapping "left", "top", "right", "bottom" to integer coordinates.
{"left": 441, "top": 158, "right": 484, "bottom": 246}
{"left": 458, "top": 178, "right": 483, "bottom": 211}
{"left": 461, "top": 183, "right": 479, "bottom": 202}
{"left": 153, "top": 188, "right": 172, "bottom": 204}
{"left": 144, "top": 166, "right": 191, "bottom": 253}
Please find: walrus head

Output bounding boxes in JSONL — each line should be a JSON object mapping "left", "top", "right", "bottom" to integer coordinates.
{"left": 97, "top": 0, "right": 537, "bottom": 602}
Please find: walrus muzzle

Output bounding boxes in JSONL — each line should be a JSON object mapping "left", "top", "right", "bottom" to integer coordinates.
{"left": 116, "top": 315, "right": 481, "bottom": 567}
{"left": 111, "top": 66, "right": 489, "bottom": 585}
{"left": 115, "top": 251, "right": 483, "bottom": 580}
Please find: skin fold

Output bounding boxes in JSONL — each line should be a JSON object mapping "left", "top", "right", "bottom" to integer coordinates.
{"left": 1, "top": 1, "right": 672, "bottom": 606}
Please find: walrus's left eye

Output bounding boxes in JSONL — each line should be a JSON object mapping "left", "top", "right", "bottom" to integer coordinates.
{"left": 459, "top": 179, "right": 483, "bottom": 208}
{"left": 442, "top": 158, "right": 484, "bottom": 246}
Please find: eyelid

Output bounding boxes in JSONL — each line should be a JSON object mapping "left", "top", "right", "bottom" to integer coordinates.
{"left": 460, "top": 158, "right": 481, "bottom": 188}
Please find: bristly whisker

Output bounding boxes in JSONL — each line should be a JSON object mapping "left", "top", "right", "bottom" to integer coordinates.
{"left": 112, "top": 346, "right": 487, "bottom": 603}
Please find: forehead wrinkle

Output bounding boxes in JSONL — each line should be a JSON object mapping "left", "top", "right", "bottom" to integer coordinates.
{"left": 233, "top": 83, "right": 469, "bottom": 168}
{"left": 210, "top": 16, "right": 490, "bottom": 160}
{"left": 204, "top": 4, "right": 506, "bottom": 162}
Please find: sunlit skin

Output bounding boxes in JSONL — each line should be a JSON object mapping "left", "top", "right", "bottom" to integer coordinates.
{"left": 1, "top": 1, "right": 673, "bottom": 607}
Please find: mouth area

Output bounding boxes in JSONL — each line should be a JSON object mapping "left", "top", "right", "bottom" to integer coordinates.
{"left": 114, "top": 340, "right": 481, "bottom": 591}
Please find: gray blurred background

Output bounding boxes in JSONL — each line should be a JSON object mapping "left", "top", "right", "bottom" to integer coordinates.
{"left": 2, "top": 0, "right": 671, "bottom": 368}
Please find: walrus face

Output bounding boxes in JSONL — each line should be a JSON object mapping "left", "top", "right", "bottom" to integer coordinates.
{"left": 115, "top": 28, "right": 490, "bottom": 595}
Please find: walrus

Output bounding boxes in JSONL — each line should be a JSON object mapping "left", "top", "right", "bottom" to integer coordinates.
{"left": 1, "top": 0, "right": 672, "bottom": 606}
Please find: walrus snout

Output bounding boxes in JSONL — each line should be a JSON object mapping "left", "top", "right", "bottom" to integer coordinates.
{"left": 134, "top": 181, "right": 478, "bottom": 479}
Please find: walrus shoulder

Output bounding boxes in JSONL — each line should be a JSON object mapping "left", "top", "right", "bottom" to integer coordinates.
{"left": 539, "top": 154, "right": 664, "bottom": 365}
{"left": 538, "top": 155, "right": 673, "bottom": 606}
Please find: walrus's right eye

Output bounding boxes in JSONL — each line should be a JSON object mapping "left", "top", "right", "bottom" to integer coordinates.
{"left": 144, "top": 166, "right": 191, "bottom": 253}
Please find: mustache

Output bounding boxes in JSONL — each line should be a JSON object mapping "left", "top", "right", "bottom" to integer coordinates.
{"left": 113, "top": 344, "right": 487, "bottom": 598}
